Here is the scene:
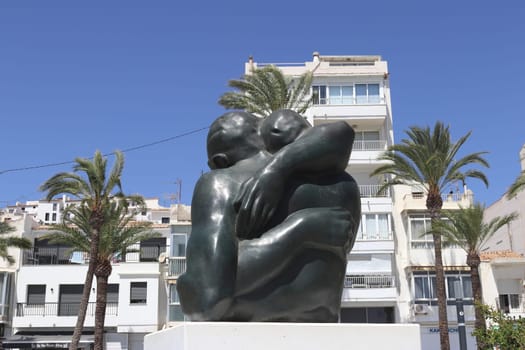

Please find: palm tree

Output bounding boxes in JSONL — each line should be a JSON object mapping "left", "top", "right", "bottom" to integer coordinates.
{"left": 431, "top": 203, "right": 517, "bottom": 350}
{"left": 0, "top": 221, "right": 32, "bottom": 265}
{"left": 45, "top": 202, "right": 159, "bottom": 350}
{"left": 39, "top": 150, "right": 140, "bottom": 350}
{"left": 371, "top": 122, "right": 489, "bottom": 350}
{"left": 507, "top": 170, "right": 525, "bottom": 199}
{"left": 218, "top": 65, "right": 313, "bottom": 117}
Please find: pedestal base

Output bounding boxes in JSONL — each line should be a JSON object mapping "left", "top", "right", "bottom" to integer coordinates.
{"left": 145, "top": 322, "right": 421, "bottom": 350}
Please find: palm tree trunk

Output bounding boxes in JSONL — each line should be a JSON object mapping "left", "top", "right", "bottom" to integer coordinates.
{"left": 467, "top": 252, "right": 485, "bottom": 350}
{"left": 69, "top": 228, "right": 100, "bottom": 350}
{"left": 94, "top": 272, "right": 109, "bottom": 350}
{"left": 432, "top": 231, "right": 450, "bottom": 350}
{"left": 428, "top": 191, "right": 450, "bottom": 350}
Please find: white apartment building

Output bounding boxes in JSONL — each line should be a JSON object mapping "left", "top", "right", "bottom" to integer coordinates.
{"left": 0, "top": 198, "right": 191, "bottom": 350}
{"left": 479, "top": 144, "right": 525, "bottom": 321}
{"left": 251, "top": 53, "right": 480, "bottom": 349}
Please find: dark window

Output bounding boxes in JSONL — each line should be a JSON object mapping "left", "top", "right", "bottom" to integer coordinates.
{"left": 140, "top": 238, "right": 166, "bottom": 262}
{"left": 107, "top": 284, "right": 119, "bottom": 304}
{"left": 161, "top": 217, "right": 170, "bottom": 224}
{"left": 52, "top": 213, "right": 57, "bottom": 221}
{"left": 27, "top": 285, "right": 46, "bottom": 305}
{"left": 45, "top": 213, "right": 50, "bottom": 221}
{"left": 59, "top": 284, "right": 83, "bottom": 316}
{"left": 340, "top": 307, "right": 394, "bottom": 323}
{"left": 130, "top": 282, "right": 147, "bottom": 304}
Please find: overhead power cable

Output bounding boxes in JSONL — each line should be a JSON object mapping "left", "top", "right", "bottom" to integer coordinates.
{"left": 0, "top": 126, "right": 209, "bottom": 175}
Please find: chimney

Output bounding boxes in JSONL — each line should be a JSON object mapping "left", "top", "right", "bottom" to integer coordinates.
{"left": 312, "top": 51, "right": 320, "bottom": 63}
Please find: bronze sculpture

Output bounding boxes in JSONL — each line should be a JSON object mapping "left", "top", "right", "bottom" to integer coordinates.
{"left": 177, "top": 109, "right": 361, "bottom": 322}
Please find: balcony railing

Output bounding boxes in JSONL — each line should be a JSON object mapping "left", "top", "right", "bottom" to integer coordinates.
{"left": 344, "top": 275, "right": 395, "bottom": 289}
{"left": 168, "top": 257, "right": 187, "bottom": 277}
{"left": 353, "top": 140, "right": 386, "bottom": 152}
{"left": 16, "top": 302, "right": 118, "bottom": 317}
{"left": 22, "top": 248, "right": 88, "bottom": 265}
{"left": 356, "top": 232, "right": 393, "bottom": 241}
{"left": 359, "top": 184, "right": 390, "bottom": 198}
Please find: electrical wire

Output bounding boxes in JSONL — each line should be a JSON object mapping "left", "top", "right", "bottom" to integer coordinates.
{"left": 0, "top": 126, "right": 209, "bottom": 175}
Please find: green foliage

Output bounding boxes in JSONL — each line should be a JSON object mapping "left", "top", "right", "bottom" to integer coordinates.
{"left": 0, "top": 221, "right": 32, "bottom": 265}
{"left": 371, "top": 121, "right": 489, "bottom": 195}
{"left": 507, "top": 171, "right": 525, "bottom": 199}
{"left": 44, "top": 202, "right": 159, "bottom": 260}
{"left": 218, "top": 65, "right": 313, "bottom": 117}
{"left": 432, "top": 203, "right": 517, "bottom": 255}
{"left": 473, "top": 304, "right": 525, "bottom": 350}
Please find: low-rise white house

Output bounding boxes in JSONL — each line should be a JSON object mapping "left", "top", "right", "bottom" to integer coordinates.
{"left": 0, "top": 198, "right": 190, "bottom": 350}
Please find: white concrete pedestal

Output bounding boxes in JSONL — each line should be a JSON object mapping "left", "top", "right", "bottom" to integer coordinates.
{"left": 145, "top": 322, "right": 421, "bottom": 350}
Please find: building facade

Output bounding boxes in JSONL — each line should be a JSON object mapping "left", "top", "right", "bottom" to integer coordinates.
{"left": 249, "top": 53, "right": 479, "bottom": 349}
{"left": 0, "top": 198, "right": 191, "bottom": 350}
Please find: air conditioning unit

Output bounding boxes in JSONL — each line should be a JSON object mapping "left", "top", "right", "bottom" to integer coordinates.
{"left": 412, "top": 304, "right": 430, "bottom": 315}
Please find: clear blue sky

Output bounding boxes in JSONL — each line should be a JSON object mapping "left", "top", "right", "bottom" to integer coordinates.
{"left": 1, "top": 1, "right": 524, "bottom": 207}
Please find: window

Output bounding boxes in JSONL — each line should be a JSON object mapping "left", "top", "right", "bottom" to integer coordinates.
{"left": 313, "top": 84, "right": 381, "bottom": 105}
{"left": 106, "top": 284, "right": 119, "bottom": 315}
{"left": 140, "top": 238, "right": 166, "bottom": 262}
{"left": 356, "top": 83, "right": 380, "bottom": 104}
{"left": 130, "top": 282, "right": 147, "bottom": 304}
{"left": 413, "top": 271, "right": 473, "bottom": 303}
{"left": 161, "top": 217, "right": 170, "bottom": 224}
{"left": 52, "top": 213, "right": 57, "bottom": 221}
{"left": 328, "top": 85, "right": 353, "bottom": 105}
{"left": 169, "top": 285, "right": 184, "bottom": 321}
{"left": 59, "top": 284, "right": 83, "bottom": 316}
{"left": 45, "top": 213, "right": 50, "bottom": 221}
{"left": 447, "top": 274, "right": 473, "bottom": 299}
{"left": 498, "top": 294, "right": 522, "bottom": 314}
{"left": 171, "top": 234, "right": 187, "bottom": 257}
{"left": 312, "top": 85, "right": 327, "bottom": 104}
{"left": 357, "top": 213, "right": 391, "bottom": 240}
{"left": 27, "top": 285, "right": 46, "bottom": 305}
{"left": 52, "top": 203, "right": 57, "bottom": 211}
{"left": 354, "top": 131, "right": 382, "bottom": 151}
{"left": 409, "top": 215, "right": 434, "bottom": 248}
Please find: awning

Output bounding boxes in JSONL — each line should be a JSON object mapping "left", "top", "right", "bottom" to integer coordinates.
{"left": 2, "top": 334, "right": 94, "bottom": 349}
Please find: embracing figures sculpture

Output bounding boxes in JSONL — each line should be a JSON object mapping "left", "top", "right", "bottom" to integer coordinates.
{"left": 177, "top": 109, "right": 361, "bottom": 322}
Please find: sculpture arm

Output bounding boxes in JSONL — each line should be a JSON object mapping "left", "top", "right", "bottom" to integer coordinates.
{"left": 176, "top": 174, "right": 238, "bottom": 320}
{"left": 236, "top": 122, "right": 355, "bottom": 238}
{"left": 235, "top": 207, "right": 353, "bottom": 296}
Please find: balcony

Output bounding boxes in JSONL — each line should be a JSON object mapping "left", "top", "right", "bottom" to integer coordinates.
{"left": 353, "top": 140, "right": 387, "bottom": 152}
{"left": 22, "top": 248, "right": 88, "bottom": 265}
{"left": 359, "top": 184, "right": 390, "bottom": 198}
{"left": 16, "top": 302, "right": 118, "bottom": 317}
{"left": 168, "top": 257, "right": 187, "bottom": 278}
{"left": 344, "top": 275, "right": 395, "bottom": 289}
{"left": 341, "top": 274, "right": 396, "bottom": 302}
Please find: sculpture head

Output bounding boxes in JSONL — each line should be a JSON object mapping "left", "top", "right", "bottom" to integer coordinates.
{"left": 260, "top": 110, "right": 311, "bottom": 153}
{"left": 207, "top": 111, "right": 265, "bottom": 169}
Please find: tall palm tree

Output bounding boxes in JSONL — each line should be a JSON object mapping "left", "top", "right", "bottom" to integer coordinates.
{"left": 371, "top": 122, "right": 489, "bottom": 350}
{"left": 507, "top": 170, "right": 525, "bottom": 199}
{"left": 39, "top": 150, "right": 140, "bottom": 350}
{"left": 0, "top": 221, "right": 32, "bottom": 265}
{"left": 432, "top": 203, "right": 517, "bottom": 350}
{"left": 45, "top": 202, "right": 159, "bottom": 350}
{"left": 218, "top": 65, "right": 313, "bottom": 117}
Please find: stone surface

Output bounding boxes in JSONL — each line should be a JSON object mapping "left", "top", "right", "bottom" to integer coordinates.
{"left": 144, "top": 323, "right": 421, "bottom": 350}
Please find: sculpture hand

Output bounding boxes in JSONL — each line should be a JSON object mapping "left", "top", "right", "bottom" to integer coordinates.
{"left": 234, "top": 170, "right": 284, "bottom": 239}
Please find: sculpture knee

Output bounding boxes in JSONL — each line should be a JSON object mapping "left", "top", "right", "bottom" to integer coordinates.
{"left": 177, "top": 273, "right": 233, "bottom": 321}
